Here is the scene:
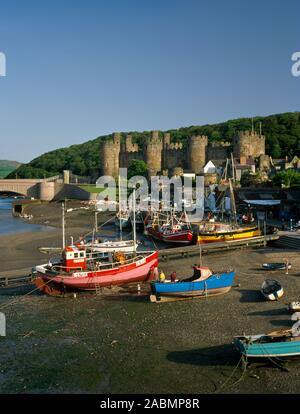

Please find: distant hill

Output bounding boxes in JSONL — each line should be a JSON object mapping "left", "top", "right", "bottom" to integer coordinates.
{"left": 0, "top": 160, "right": 22, "bottom": 178}
{"left": 7, "top": 111, "right": 300, "bottom": 179}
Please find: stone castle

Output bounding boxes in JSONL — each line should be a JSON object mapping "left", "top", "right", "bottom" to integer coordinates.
{"left": 100, "top": 130, "right": 265, "bottom": 178}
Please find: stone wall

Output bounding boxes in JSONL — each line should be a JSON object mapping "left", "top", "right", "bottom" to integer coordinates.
{"left": 99, "top": 129, "right": 266, "bottom": 177}
{"left": 233, "top": 131, "right": 265, "bottom": 159}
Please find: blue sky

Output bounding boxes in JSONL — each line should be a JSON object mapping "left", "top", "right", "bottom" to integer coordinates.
{"left": 0, "top": 0, "right": 299, "bottom": 162}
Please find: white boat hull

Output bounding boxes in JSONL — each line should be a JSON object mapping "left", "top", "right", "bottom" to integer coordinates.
{"left": 86, "top": 240, "right": 138, "bottom": 253}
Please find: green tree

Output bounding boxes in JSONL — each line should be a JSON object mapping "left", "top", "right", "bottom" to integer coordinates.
{"left": 6, "top": 111, "right": 300, "bottom": 179}
{"left": 272, "top": 169, "right": 300, "bottom": 188}
{"left": 271, "top": 142, "right": 281, "bottom": 158}
{"left": 127, "top": 160, "right": 148, "bottom": 179}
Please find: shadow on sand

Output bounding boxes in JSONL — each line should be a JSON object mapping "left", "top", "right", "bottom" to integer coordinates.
{"left": 269, "top": 319, "right": 292, "bottom": 328}
{"left": 0, "top": 284, "right": 37, "bottom": 296}
{"left": 248, "top": 308, "right": 288, "bottom": 317}
{"left": 237, "top": 289, "right": 265, "bottom": 303}
{"left": 167, "top": 344, "right": 237, "bottom": 368}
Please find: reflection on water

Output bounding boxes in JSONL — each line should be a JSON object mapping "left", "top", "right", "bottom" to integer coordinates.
{"left": 0, "top": 197, "right": 52, "bottom": 235}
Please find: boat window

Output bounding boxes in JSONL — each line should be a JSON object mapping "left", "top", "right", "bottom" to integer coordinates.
{"left": 80, "top": 252, "right": 85, "bottom": 258}
{"left": 74, "top": 253, "right": 79, "bottom": 258}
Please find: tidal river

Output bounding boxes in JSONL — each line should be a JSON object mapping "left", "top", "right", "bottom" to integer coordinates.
{"left": 0, "top": 197, "right": 50, "bottom": 236}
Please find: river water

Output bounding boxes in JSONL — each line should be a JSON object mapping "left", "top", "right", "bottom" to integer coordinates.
{"left": 0, "top": 197, "right": 50, "bottom": 236}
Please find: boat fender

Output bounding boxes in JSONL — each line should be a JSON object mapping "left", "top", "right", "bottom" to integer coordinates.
{"left": 292, "top": 321, "right": 300, "bottom": 337}
{"left": 291, "top": 312, "right": 300, "bottom": 321}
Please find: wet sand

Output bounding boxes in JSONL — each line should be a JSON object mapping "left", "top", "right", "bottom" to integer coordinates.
{"left": 1, "top": 202, "right": 300, "bottom": 394}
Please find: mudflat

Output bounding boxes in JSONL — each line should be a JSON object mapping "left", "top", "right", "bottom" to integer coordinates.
{"left": 1, "top": 202, "right": 300, "bottom": 394}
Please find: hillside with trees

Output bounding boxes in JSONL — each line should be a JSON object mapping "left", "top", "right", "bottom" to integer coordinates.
{"left": 0, "top": 160, "right": 21, "bottom": 178}
{"left": 7, "top": 111, "right": 300, "bottom": 179}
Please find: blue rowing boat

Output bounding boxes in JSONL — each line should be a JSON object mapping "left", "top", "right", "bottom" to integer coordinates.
{"left": 234, "top": 322, "right": 300, "bottom": 359}
{"left": 150, "top": 266, "right": 235, "bottom": 301}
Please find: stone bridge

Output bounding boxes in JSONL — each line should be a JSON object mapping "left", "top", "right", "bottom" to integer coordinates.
{"left": 0, "top": 177, "right": 96, "bottom": 201}
{"left": 0, "top": 179, "right": 47, "bottom": 198}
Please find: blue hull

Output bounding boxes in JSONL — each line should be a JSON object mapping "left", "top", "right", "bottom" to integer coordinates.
{"left": 234, "top": 336, "right": 300, "bottom": 358}
{"left": 151, "top": 271, "right": 235, "bottom": 298}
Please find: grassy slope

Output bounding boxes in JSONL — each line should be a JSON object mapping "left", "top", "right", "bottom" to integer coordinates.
{"left": 0, "top": 160, "right": 21, "bottom": 178}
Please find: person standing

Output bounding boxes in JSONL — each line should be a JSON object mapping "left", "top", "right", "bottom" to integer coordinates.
{"left": 159, "top": 271, "right": 166, "bottom": 283}
{"left": 170, "top": 271, "right": 177, "bottom": 283}
{"left": 285, "top": 257, "right": 289, "bottom": 275}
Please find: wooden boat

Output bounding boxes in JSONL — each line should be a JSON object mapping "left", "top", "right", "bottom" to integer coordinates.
{"left": 150, "top": 266, "right": 235, "bottom": 302}
{"left": 85, "top": 239, "right": 138, "bottom": 254}
{"left": 261, "top": 279, "right": 284, "bottom": 301}
{"left": 198, "top": 178, "right": 261, "bottom": 244}
{"left": 34, "top": 244, "right": 158, "bottom": 296}
{"left": 233, "top": 322, "right": 300, "bottom": 359}
{"left": 146, "top": 211, "right": 194, "bottom": 245}
{"left": 197, "top": 223, "right": 261, "bottom": 244}
{"left": 262, "top": 263, "right": 291, "bottom": 270}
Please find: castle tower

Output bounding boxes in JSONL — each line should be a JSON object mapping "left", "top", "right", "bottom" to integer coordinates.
{"left": 99, "top": 132, "right": 121, "bottom": 178}
{"left": 145, "top": 131, "right": 163, "bottom": 177}
{"left": 125, "top": 134, "right": 133, "bottom": 152}
{"left": 233, "top": 131, "right": 265, "bottom": 160}
{"left": 163, "top": 132, "right": 171, "bottom": 147}
{"left": 162, "top": 132, "right": 171, "bottom": 171}
{"left": 187, "top": 135, "right": 208, "bottom": 173}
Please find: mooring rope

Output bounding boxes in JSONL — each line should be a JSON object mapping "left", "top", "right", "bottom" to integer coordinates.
{"left": 0, "top": 277, "right": 59, "bottom": 311}
{"left": 212, "top": 354, "right": 248, "bottom": 393}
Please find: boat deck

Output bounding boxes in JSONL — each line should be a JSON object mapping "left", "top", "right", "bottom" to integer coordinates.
{"left": 158, "top": 234, "right": 279, "bottom": 261}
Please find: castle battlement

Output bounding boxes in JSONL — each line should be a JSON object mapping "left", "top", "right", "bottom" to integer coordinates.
{"left": 210, "top": 141, "right": 231, "bottom": 148}
{"left": 112, "top": 132, "right": 121, "bottom": 145}
{"left": 233, "top": 130, "right": 265, "bottom": 159}
{"left": 99, "top": 129, "right": 266, "bottom": 178}
{"left": 166, "top": 142, "right": 183, "bottom": 150}
{"left": 147, "top": 130, "right": 161, "bottom": 144}
{"left": 190, "top": 135, "right": 208, "bottom": 145}
{"left": 125, "top": 135, "right": 139, "bottom": 152}
{"left": 237, "top": 130, "right": 265, "bottom": 140}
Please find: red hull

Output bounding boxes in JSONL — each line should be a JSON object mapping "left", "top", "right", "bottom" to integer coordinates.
{"left": 36, "top": 251, "right": 159, "bottom": 295}
{"left": 147, "top": 228, "right": 194, "bottom": 244}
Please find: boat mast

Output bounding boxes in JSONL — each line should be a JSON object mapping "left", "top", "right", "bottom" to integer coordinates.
{"left": 230, "top": 153, "right": 235, "bottom": 182}
{"left": 133, "top": 188, "right": 137, "bottom": 255}
{"left": 198, "top": 235, "right": 202, "bottom": 266}
{"left": 229, "top": 179, "right": 237, "bottom": 225}
{"left": 224, "top": 158, "right": 228, "bottom": 182}
{"left": 62, "top": 200, "right": 66, "bottom": 249}
{"left": 118, "top": 174, "right": 122, "bottom": 241}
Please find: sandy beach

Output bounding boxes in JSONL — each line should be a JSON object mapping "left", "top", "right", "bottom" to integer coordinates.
{"left": 1, "top": 202, "right": 300, "bottom": 394}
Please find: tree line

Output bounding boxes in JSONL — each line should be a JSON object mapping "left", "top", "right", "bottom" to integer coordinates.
{"left": 7, "top": 111, "right": 300, "bottom": 179}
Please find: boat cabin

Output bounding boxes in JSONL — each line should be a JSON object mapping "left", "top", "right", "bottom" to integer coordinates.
{"left": 182, "top": 266, "right": 213, "bottom": 282}
{"left": 63, "top": 245, "right": 87, "bottom": 272}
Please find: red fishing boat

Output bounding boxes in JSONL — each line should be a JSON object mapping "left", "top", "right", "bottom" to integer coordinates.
{"left": 145, "top": 211, "right": 194, "bottom": 245}
{"left": 34, "top": 244, "right": 159, "bottom": 296}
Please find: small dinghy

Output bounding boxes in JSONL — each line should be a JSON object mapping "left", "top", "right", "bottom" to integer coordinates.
{"left": 234, "top": 321, "right": 300, "bottom": 360}
{"left": 262, "top": 263, "right": 291, "bottom": 271}
{"left": 288, "top": 302, "right": 300, "bottom": 313}
{"left": 150, "top": 266, "right": 235, "bottom": 302}
{"left": 261, "top": 279, "right": 284, "bottom": 301}
{"left": 291, "top": 312, "right": 300, "bottom": 321}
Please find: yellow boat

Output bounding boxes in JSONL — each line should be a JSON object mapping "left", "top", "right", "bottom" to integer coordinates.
{"left": 197, "top": 223, "right": 261, "bottom": 244}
